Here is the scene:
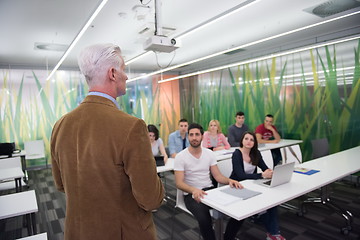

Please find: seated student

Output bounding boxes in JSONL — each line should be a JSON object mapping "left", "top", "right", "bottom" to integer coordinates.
{"left": 228, "top": 111, "right": 249, "bottom": 147}
{"left": 255, "top": 114, "right": 282, "bottom": 166}
{"left": 168, "top": 119, "right": 190, "bottom": 158}
{"left": 175, "top": 123, "right": 244, "bottom": 240}
{"left": 230, "top": 131, "right": 286, "bottom": 240}
{"left": 202, "top": 120, "right": 230, "bottom": 151}
{"left": 148, "top": 124, "right": 168, "bottom": 164}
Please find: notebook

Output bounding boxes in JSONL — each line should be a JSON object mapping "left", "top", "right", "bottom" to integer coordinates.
{"left": 257, "top": 162, "right": 295, "bottom": 188}
{"left": 154, "top": 156, "right": 165, "bottom": 166}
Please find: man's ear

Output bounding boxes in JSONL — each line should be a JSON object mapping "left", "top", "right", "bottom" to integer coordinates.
{"left": 108, "top": 68, "right": 116, "bottom": 81}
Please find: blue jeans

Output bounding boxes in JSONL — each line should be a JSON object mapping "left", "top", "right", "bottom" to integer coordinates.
{"left": 259, "top": 207, "right": 280, "bottom": 235}
{"left": 184, "top": 194, "right": 243, "bottom": 240}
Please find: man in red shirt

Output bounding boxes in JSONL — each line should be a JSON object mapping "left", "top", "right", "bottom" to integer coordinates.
{"left": 255, "top": 114, "right": 282, "bottom": 166}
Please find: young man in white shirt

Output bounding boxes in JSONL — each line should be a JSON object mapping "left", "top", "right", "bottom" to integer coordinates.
{"left": 174, "top": 123, "right": 244, "bottom": 240}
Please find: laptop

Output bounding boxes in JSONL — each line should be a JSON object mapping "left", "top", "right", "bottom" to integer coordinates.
{"left": 154, "top": 156, "right": 165, "bottom": 166}
{"left": 258, "top": 162, "right": 295, "bottom": 188}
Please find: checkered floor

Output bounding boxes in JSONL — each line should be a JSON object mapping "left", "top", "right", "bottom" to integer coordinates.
{"left": 1, "top": 168, "right": 360, "bottom": 240}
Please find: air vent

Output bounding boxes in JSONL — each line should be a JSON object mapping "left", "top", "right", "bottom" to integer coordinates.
{"left": 304, "top": 0, "right": 360, "bottom": 18}
{"left": 34, "top": 43, "right": 68, "bottom": 52}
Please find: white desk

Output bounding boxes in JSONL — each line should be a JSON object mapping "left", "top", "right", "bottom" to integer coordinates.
{"left": 157, "top": 158, "right": 174, "bottom": 173}
{"left": 202, "top": 146, "right": 360, "bottom": 233}
{"left": 258, "top": 139, "right": 302, "bottom": 151}
{"left": 0, "top": 150, "right": 26, "bottom": 159}
{"left": 214, "top": 139, "right": 303, "bottom": 162}
{"left": 16, "top": 233, "right": 47, "bottom": 240}
{"left": 0, "top": 150, "right": 28, "bottom": 182}
{"left": 0, "top": 190, "right": 38, "bottom": 235}
{"left": 0, "top": 167, "right": 25, "bottom": 192}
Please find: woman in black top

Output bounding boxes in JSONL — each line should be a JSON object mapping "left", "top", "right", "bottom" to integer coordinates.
{"left": 230, "top": 131, "right": 286, "bottom": 240}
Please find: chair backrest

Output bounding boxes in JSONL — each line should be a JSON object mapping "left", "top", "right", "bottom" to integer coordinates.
{"left": 260, "top": 150, "right": 274, "bottom": 170}
{"left": 175, "top": 189, "right": 193, "bottom": 215}
{"left": 24, "top": 140, "right": 45, "bottom": 157}
{"left": 175, "top": 189, "right": 218, "bottom": 219}
{"left": 281, "top": 144, "right": 302, "bottom": 165}
{"left": 311, "top": 138, "right": 329, "bottom": 159}
{"left": 217, "top": 159, "right": 232, "bottom": 178}
{"left": 0, "top": 156, "right": 22, "bottom": 169}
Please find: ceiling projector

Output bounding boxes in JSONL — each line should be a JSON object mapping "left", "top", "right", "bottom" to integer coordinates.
{"left": 143, "top": 35, "right": 180, "bottom": 53}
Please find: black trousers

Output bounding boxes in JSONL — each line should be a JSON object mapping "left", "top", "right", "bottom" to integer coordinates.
{"left": 184, "top": 193, "right": 243, "bottom": 240}
{"left": 271, "top": 148, "right": 282, "bottom": 166}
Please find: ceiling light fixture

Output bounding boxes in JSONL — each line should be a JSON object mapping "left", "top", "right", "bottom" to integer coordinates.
{"left": 126, "top": 10, "right": 360, "bottom": 83}
{"left": 157, "top": 35, "right": 360, "bottom": 83}
{"left": 46, "top": 0, "right": 109, "bottom": 81}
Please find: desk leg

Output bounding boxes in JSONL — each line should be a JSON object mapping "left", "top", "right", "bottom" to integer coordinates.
{"left": 161, "top": 171, "right": 176, "bottom": 204}
{"left": 283, "top": 146, "right": 301, "bottom": 164}
{"left": 16, "top": 178, "right": 22, "bottom": 192}
{"left": 26, "top": 214, "right": 33, "bottom": 235}
{"left": 301, "top": 185, "right": 353, "bottom": 234}
{"left": 31, "top": 212, "right": 37, "bottom": 234}
{"left": 15, "top": 178, "right": 20, "bottom": 192}
{"left": 20, "top": 155, "right": 28, "bottom": 183}
{"left": 212, "top": 210, "right": 224, "bottom": 240}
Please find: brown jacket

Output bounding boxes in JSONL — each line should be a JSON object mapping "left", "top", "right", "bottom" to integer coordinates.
{"left": 51, "top": 95, "right": 164, "bottom": 240}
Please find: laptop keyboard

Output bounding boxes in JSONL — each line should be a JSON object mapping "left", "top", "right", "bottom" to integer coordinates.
{"left": 264, "top": 180, "right": 271, "bottom": 185}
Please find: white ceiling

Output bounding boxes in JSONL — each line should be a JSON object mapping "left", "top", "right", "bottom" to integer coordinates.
{"left": 1, "top": 0, "right": 360, "bottom": 78}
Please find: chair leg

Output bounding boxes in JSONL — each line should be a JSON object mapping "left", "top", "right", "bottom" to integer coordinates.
{"left": 300, "top": 185, "right": 353, "bottom": 234}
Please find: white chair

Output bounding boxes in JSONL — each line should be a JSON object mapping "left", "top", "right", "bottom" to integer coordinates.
{"left": 217, "top": 159, "right": 232, "bottom": 187}
{"left": 0, "top": 157, "right": 27, "bottom": 191}
{"left": 24, "top": 140, "right": 47, "bottom": 170}
{"left": 175, "top": 189, "right": 222, "bottom": 239}
{"left": 175, "top": 189, "right": 193, "bottom": 215}
{"left": 281, "top": 144, "right": 302, "bottom": 165}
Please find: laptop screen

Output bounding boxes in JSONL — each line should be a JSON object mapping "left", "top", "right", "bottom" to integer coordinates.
{"left": 154, "top": 156, "right": 165, "bottom": 166}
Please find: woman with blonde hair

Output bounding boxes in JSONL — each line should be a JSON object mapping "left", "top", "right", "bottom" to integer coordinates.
{"left": 202, "top": 120, "right": 230, "bottom": 151}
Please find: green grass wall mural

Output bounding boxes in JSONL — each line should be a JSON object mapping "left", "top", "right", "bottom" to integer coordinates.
{"left": 1, "top": 39, "right": 359, "bottom": 166}
{"left": 181, "top": 40, "right": 360, "bottom": 161}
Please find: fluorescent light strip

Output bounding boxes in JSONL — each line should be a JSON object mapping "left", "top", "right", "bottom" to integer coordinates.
{"left": 158, "top": 35, "right": 360, "bottom": 83}
{"left": 127, "top": 10, "right": 360, "bottom": 83}
{"left": 46, "top": 0, "right": 109, "bottom": 81}
{"left": 125, "top": 52, "right": 151, "bottom": 65}
{"left": 267, "top": 66, "right": 355, "bottom": 81}
{"left": 176, "top": 0, "right": 260, "bottom": 40}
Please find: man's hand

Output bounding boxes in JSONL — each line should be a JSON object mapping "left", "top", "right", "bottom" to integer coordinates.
{"left": 228, "top": 179, "right": 243, "bottom": 189}
{"left": 192, "top": 188, "right": 207, "bottom": 203}
{"left": 265, "top": 125, "right": 275, "bottom": 131}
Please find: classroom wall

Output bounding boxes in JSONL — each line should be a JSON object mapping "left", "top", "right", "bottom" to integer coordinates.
{"left": 1, "top": 39, "right": 359, "bottom": 165}
{"left": 179, "top": 39, "right": 360, "bottom": 161}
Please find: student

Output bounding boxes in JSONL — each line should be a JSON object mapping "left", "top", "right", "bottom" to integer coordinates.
{"left": 51, "top": 43, "right": 164, "bottom": 240}
{"left": 168, "top": 119, "right": 189, "bottom": 158}
{"left": 148, "top": 124, "right": 168, "bottom": 163}
{"left": 230, "top": 131, "right": 285, "bottom": 240}
{"left": 202, "top": 119, "right": 230, "bottom": 151}
{"left": 174, "top": 123, "right": 244, "bottom": 240}
{"left": 255, "top": 114, "right": 282, "bottom": 166}
{"left": 227, "top": 111, "right": 249, "bottom": 147}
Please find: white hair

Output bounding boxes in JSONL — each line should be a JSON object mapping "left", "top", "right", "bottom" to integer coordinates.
{"left": 78, "top": 43, "right": 123, "bottom": 86}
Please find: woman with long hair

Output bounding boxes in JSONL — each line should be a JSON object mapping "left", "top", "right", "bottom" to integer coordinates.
{"left": 148, "top": 124, "right": 168, "bottom": 163}
{"left": 230, "top": 131, "right": 286, "bottom": 240}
